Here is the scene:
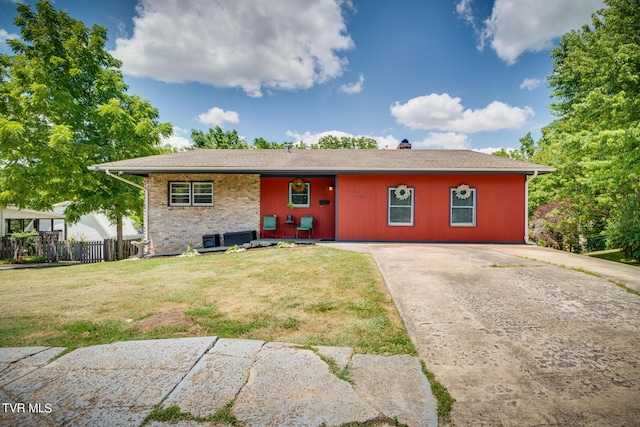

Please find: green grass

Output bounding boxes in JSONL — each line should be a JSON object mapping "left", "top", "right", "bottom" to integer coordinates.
{"left": 570, "top": 267, "right": 601, "bottom": 277}
{"left": 295, "top": 344, "right": 355, "bottom": 385}
{"left": 142, "top": 402, "right": 240, "bottom": 426}
{"left": 488, "top": 263, "right": 529, "bottom": 268}
{"left": 0, "top": 246, "right": 415, "bottom": 356}
{"left": 586, "top": 249, "right": 639, "bottom": 266}
{"left": 421, "top": 360, "right": 456, "bottom": 423}
{"left": 0, "top": 245, "right": 456, "bottom": 420}
{"left": 609, "top": 280, "right": 640, "bottom": 297}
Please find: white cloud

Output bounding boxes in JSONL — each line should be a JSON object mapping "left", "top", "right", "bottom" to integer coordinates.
{"left": 458, "top": 0, "right": 603, "bottom": 64}
{"left": 162, "top": 126, "right": 192, "bottom": 150}
{"left": 339, "top": 74, "right": 364, "bottom": 94}
{"left": 111, "top": 0, "right": 354, "bottom": 97}
{"left": 412, "top": 133, "right": 471, "bottom": 150}
{"left": 520, "top": 78, "right": 542, "bottom": 91}
{"left": 197, "top": 107, "right": 239, "bottom": 127}
{"left": 374, "top": 135, "right": 400, "bottom": 150}
{"left": 455, "top": 0, "right": 476, "bottom": 30}
{"left": 390, "top": 93, "right": 534, "bottom": 133}
{"left": 0, "top": 28, "right": 19, "bottom": 48}
{"left": 473, "top": 146, "right": 511, "bottom": 155}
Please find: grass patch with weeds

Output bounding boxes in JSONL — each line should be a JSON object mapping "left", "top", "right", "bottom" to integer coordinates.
{"left": 488, "top": 263, "right": 529, "bottom": 268}
{"left": 420, "top": 360, "right": 455, "bottom": 424}
{"left": 571, "top": 267, "right": 601, "bottom": 277}
{"left": 0, "top": 246, "right": 414, "bottom": 355}
{"left": 586, "top": 249, "right": 639, "bottom": 266}
{"left": 610, "top": 280, "right": 640, "bottom": 297}
{"left": 318, "top": 352, "right": 353, "bottom": 385}
{"left": 296, "top": 344, "right": 354, "bottom": 385}
{"left": 142, "top": 402, "right": 240, "bottom": 426}
{"left": 306, "top": 299, "right": 338, "bottom": 313}
{"left": 336, "top": 416, "right": 409, "bottom": 427}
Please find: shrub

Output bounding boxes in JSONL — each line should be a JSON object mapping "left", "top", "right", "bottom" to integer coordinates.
{"left": 607, "top": 195, "right": 640, "bottom": 262}
{"left": 529, "top": 201, "right": 580, "bottom": 251}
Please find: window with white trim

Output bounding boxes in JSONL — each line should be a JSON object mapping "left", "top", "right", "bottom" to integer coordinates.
{"left": 192, "top": 182, "right": 214, "bottom": 206}
{"left": 450, "top": 187, "right": 476, "bottom": 226}
{"left": 388, "top": 186, "right": 414, "bottom": 226}
{"left": 169, "top": 182, "right": 214, "bottom": 206}
{"left": 289, "top": 182, "right": 310, "bottom": 207}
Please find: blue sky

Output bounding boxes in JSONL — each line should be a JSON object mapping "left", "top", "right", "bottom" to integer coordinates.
{"left": 0, "top": 0, "right": 604, "bottom": 151}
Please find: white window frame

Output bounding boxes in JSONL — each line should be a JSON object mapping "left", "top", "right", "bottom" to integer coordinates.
{"left": 388, "top": 186, "right": 414, "bottom": 226}
{"left": 450, "top": 187, "right": 476, "bottom": 227}
{"left": 192, "top": 182, "right": 214, "bottom": 206}
{"left": 289, "top": 182, "right": 310, "bottom": 208}
{"left": 169, "top": 182, "right": 214, "bottom": 207}
{"left": 169, "top": 182, "right": 192, "bottom": 206}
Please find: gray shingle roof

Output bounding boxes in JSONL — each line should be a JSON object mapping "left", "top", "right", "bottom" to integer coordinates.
{"left": 92, "top": 149, "right": 554, "bottom": 176}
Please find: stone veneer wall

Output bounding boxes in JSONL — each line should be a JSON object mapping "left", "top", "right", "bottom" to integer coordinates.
{"left": 146, "top": 173, "right": 260, "bottom": 254}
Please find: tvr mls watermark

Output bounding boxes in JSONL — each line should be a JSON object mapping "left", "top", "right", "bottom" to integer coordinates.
{"left": 2, "top": 402, "right": 53, "bottom": 414}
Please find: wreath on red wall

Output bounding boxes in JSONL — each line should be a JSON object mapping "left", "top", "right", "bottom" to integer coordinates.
{"left": 292, "top": 179, "right": 306, "bottom": 193}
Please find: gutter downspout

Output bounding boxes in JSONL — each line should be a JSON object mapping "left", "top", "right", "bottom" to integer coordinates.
{"left": 100, "top": 169, "right": 150, "bottom": 254}
{"left": 524, "top": 171, "right": 539, "bottom": 245}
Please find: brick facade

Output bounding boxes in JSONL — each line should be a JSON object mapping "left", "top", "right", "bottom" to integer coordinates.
{"left": 146, "top": 173, "right": 260, "bottom": 254}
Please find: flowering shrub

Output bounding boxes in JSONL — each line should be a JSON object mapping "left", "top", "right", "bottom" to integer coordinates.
{"left": 529, "top": 201, "right": 580, "bottom": 251}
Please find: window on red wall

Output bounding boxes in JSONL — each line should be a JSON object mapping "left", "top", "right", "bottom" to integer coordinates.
{"left": 289, "top": 182, "right": 310, "bottom": 207}
{"left": 450, "top": 186, "right": 476, "bottom": 226}
{"left": 388, "top": 186, "right": 414, "bottom": 226}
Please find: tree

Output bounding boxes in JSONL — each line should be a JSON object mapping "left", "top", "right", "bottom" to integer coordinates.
{"left": 493, "top": 132, "right": 537, "bottom": 161}
{"left": 532, "top": 0, "right": 640, "bottom": 256}
{"left": 0, "top": 1, "right": 172, "bottom": 258}
{"left": 310, "top": 135, "right": 378, "bottom": 149}
{"left": 606, "top": 195, "right": 640, "bottom": 262}
{"left": 252, "top": 137, "right": 285, "bottom": 149}
{"left": 190, "top": 126, "right": 248, "bottom": 149}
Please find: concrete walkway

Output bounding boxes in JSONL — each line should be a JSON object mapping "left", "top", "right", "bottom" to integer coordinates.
{"left": 369, "top": 243, "right": 640, "bottom": 426}
{"left": 0, "top": 338, "right": 437, "bottom": 427}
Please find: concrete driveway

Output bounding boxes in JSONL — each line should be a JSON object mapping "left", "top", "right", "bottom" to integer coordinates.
{"left": 368, "top": 244, "right": 640, "bottom": 426}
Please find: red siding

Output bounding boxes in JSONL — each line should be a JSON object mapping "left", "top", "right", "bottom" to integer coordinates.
{"left": 260, "top": 177, "right": 336, "bottom": 239}
{"left": 336, "top": 174, "right": 525, "bottom": 242}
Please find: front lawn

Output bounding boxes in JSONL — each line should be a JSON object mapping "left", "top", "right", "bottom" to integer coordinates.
{"left": 0, "top": 245, "right": 416, "bottom": 355}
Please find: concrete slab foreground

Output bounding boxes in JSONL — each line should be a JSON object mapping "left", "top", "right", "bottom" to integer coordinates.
{"left": 0, "top": 338, "right": 436, "bottom": 427}
{"left": 233, "top": 342, "right": 378, "bottom": 426}
{"left": 0, "top": 346, "right": 66, "bottom": 388}
{"left": 351, "top": 354, "right": 438, "bottom": 427}
{"left": 1, "top": 337, "right": 216, "bottom": 426}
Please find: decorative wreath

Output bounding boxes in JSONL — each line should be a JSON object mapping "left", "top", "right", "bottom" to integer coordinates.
{"left": 455, "top": 184, "right": 472, "bottom": 200}
{"left": 292, "top": 178, "right": 306, "bottom": 193}
{"left": 394, "top": 184, "right": 411, "bottom": 201}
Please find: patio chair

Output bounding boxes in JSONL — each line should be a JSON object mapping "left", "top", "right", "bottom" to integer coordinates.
{"left": 296, "top": 216, "right": 314, "bottom": 238}
{"left": 262, "top": 215, "right": 277, "bottom": 238}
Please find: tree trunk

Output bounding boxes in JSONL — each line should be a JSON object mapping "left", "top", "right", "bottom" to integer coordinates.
{"left": 116, "top": 216, "right": 124, "bottom": 260}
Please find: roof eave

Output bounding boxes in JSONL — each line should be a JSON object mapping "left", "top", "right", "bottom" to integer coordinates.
{"left": 92, "top": 165, "right": 554, "bottom": 176}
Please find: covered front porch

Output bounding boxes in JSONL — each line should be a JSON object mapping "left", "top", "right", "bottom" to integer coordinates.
{"left": 260, "top": 176, "right": 336, "bottom": 240}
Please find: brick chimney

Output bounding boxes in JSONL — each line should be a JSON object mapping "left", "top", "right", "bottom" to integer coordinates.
{"left": 397, "top": 138, "right": 412, "bottom": 149}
